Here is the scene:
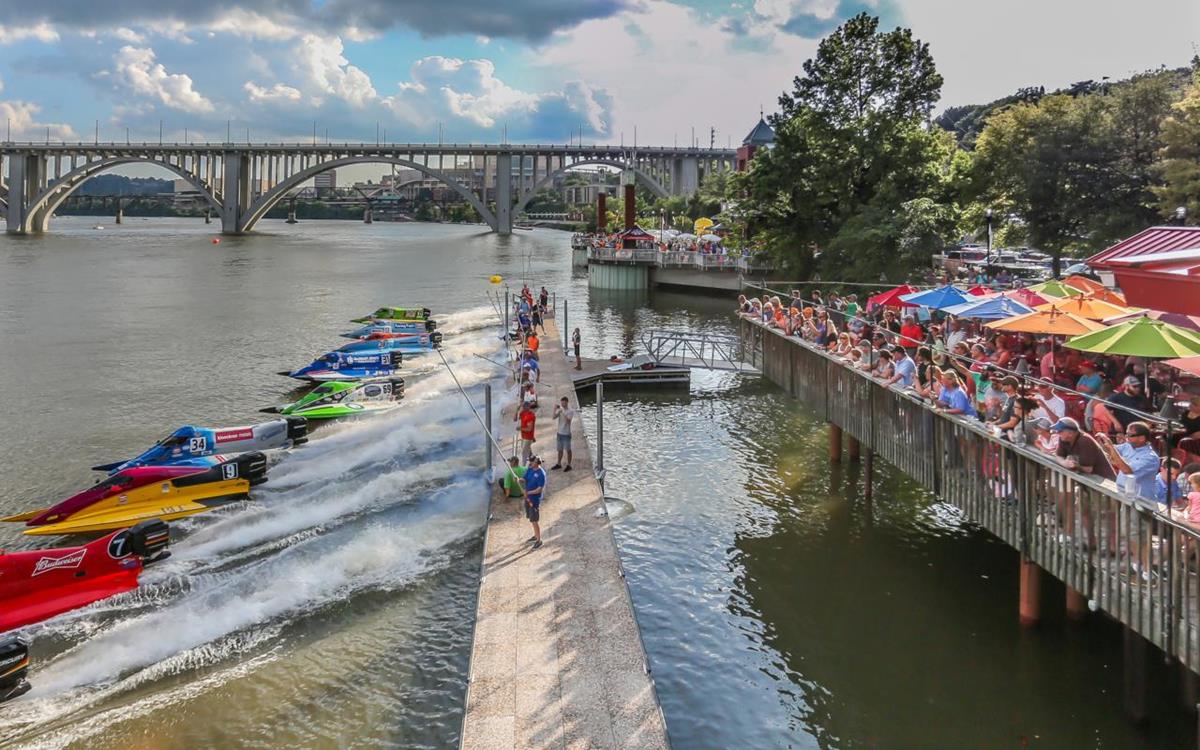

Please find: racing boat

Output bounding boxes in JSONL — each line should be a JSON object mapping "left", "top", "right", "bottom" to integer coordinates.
{"left": 337, "top": 335, "right": 439, "bottom": 354}
{"left": 350, "top": 306, "right": 432, "bottom": 323}
{"left": 92, "top": 418, "right": 307, "bottom": 474}
{"left": 340, "top": 326, "right": 443, "bottom": 345}
{"left": 263, "top": 378, "right": 405, "bottom": 419}
{"left": 3, "top": 453, "right": 268, "bottom": 535}
{"left": 0, "top": 520, "right": 170, "bottom": 703}
{"left": 281, "top": 349, "right": 403, "bottom": 382}
{"left": 342, "top": 318, "right": 437, "bottom": 336}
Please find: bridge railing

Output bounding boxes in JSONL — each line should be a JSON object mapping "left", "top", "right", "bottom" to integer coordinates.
{"left": 587, "top": 247, "right": 778, "bottom": 274}
{"left": 642, "top": 329, "right": 757, "bottom": 372}
{"left": 741, "top": 316, "right": 1200, "bottom": 675}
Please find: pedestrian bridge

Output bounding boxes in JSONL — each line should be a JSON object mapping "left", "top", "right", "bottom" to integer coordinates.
{"left": 0, "top": 142, "right": 734, "bottom": 236}
{"left": 641, "top": 330, "right": 760, "bottom": 373}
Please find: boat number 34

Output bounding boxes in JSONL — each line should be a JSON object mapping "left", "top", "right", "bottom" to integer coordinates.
{"left": 188, "top": 437, "right": 207, "bottom": 453}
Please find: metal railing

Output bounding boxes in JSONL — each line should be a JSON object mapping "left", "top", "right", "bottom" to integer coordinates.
{"left": 587, "top": 247, "right": 777, "bottom": 274}
{"left": 742, "top": 316, "right": 1200, "bottom": 676}
{"left": 642, "top": 329, "right": 758, "bottom": 373}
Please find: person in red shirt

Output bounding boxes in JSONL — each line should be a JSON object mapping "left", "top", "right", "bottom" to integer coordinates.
{"left": 898, "top": 315, "right": 924, "bottom": 354}
{"left": 517, "top": 402, "right": 536, "bottom": 463}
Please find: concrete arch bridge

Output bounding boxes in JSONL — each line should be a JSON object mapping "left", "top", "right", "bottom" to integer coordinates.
{"left": 1, "top": 142, "right": 735, "bottom": 235}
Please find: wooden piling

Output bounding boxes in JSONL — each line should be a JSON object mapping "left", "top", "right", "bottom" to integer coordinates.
{"left": 847, "top": 436, "right": 861, "bottom": 462}
{"left": 828, "top": 423, "right": 842, "bottom": 463}
{"left": 1019, "top": 555, "right": 1041, "bottom": 627}
{"left": 1066, "top": 587, "right": 1088, "bottom": 622}
{"left": 1124, "top": 626, "right": 1148, "bottom": 723}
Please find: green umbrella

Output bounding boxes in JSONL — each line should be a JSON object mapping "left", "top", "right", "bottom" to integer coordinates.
{"left": 1027, "top": 280, "right": 1084, "bottom": 298}
{"left": 1065, "top": 316, "right": 1200, "bottom": 358}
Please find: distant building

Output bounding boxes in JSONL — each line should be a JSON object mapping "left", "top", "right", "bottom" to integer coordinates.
{"left": 736, "top": 117, "right": 775, "bottom": 171}
{"left": 314, "top": 170, "right": 337, "bottom": 194}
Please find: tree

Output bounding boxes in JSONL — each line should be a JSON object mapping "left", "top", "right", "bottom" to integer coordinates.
{"left": 736, "top": 12, "right": 953, "bottom": 281}
{"left": 1155, "top": 67, "right": 1200, "bottom": 223}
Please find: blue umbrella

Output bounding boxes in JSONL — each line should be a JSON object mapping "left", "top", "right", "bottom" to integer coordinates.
{"left": 942, "top": 294, "right": 1035, "bottom": 321}
{"left": 899, "top": 285, "right": 972, "bottom": 310}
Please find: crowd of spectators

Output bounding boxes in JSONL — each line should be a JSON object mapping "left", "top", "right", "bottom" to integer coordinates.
{"left": 738, "top": 289, "right": 1200, "bottom": 530}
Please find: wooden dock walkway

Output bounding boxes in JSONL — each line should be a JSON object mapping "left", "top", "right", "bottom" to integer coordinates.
{"left": 568, "top": 358, "right": 690, "bottom": 390}
{"left": 460, "top": 316, "right": 670, "bottom": 750}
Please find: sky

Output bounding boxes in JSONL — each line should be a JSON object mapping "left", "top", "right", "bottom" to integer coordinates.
{"left": 0, "top": 0, "right": 1196, "bottom": 154}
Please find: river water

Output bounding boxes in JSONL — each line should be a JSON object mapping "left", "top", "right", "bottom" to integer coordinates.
{"left": 0, "top": 217, "right": 1192, "bottom": 748}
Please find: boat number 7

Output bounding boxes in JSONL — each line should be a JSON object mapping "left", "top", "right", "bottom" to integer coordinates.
{"left": 188, "top": 437, "right": 207, "bottom": 453}
{"left": 108, "top": 530, "right": 132, "bottom": 559}
{"left": 222, "top": 463, "right": 239, "bottom": 480}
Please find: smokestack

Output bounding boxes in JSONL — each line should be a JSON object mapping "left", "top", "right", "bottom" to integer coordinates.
{"left": 597, "top": 192, "right": 607, "bottom": 233}
{"left": 624, "top": 184, "right": 635, "bottom": 232}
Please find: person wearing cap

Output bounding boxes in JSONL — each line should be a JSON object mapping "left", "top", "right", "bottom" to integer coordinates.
{"left": 991, "top": 376, "right": 1022, "bottom": 430}
{"left": 885, "top": 345, "right": 916, "bottom": 388}
{"left": 1031, "top": 383, "right": 1065, "bottom": 424}
{"left": 1108, "top": 376, "right": 1148, "bottom": 430}
{"left": 1031, "top": 417, "right": 1058, "bottom": 454}
{"left": 1053, "top": 417, "right": 1116, "bottom": 480}
{"left": 497, "top": 455, "right": 526, "bottom": 500}
{"left": 521, "top": 456, "right": 547, "bottom": 549}
{"left": 516, "top": 402, "right": 536, "bottom": 463}
{"left": 1096, "top": 421, "right": 1160, "bottom": 500}
{"left": 1076, "top": 360, "right": 1103, "bottom": 395}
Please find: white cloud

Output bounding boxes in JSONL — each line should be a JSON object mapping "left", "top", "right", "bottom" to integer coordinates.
{"left": 208, "top": 9, "right": 301, "bottom": 40}
{"left": 112, "top": 27, "right": 144, "bottom": 43}
{"left": 0, "top": 98, "right": 77, "bottom": 140}
{"left": 0, "top": 22, "right": 59, "bottom": 44}
{"left": 292, "top": 34, "right": 377, "bottom": 107}
{"left": 107, "top": 46, "right": 214, "bottom": 113}
{"left": 244, "top": 81, "right": 303, "bottom": 103}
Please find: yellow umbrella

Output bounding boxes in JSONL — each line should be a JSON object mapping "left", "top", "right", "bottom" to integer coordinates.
{"left": 985, "top": 306, "right": 1108, "bottom": 335}
{"left": 1034, "top": 294, "right": 1135, "bottom": 321}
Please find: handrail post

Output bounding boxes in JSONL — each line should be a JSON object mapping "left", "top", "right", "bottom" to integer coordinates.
{"left": 595, "top": 381, "right": 605, "bottom": 490}
{"left": 484, "top": 384, "right": 493, "bottom": 476}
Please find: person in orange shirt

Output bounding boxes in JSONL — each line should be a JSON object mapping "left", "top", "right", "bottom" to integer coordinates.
{"left": 526, "top": 332, "right": 540, "bottom": 359}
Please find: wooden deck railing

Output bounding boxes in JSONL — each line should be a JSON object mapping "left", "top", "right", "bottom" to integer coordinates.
{"left": 741, "top": 316, "right": 1200, "bottom": 675}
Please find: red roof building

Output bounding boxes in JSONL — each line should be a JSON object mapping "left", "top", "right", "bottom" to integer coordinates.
{"left": 1087, "top": 226, "right": 1200, "bottom": 316}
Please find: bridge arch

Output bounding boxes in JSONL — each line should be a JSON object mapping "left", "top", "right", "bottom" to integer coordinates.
{"left": 515, "top": 159, "right": 670, "bottom": 216}
{"left": 240, "top": 156, "right": 496, "bottom": 233}
{"left": 22, "top": 157, "right": 219, "bottom": 233}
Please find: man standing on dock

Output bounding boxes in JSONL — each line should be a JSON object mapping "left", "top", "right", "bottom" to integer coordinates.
{"left": 552, "top": 396, "right": 577, "bottom": 472}
{"left": 572, "top": 328, "right": 582, "bottom": 370}
{"left": 522, "top": 456, "right": 547, "bottom": 549}
{"left": 517, "top": 402, "right": 536, "bottom": 463}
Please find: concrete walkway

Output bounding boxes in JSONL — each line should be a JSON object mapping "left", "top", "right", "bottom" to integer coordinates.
{"left": 460, "top": 316, "right": 670, "bottom": 750}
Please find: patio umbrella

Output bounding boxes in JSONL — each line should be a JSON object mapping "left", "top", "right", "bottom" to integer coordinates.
{"left": 900, "top": 285, "right": 972, "bottom": 310}
{"left": 867, "top": 284, "right": 919, "bottom": 310}
{"left": 1064, "top": 316, "right": 1200, "bottom": 358}
{"left": 985, "top": 307, "right": 1108, "bottom": 336}
{"left": 1027, "top": 279, "right": 1085, "bottom": 298}
{"left": 1102, "top": 309, "right": 1200, "bottom": 332}
{"left": 1005, "top": 287, "right": 1053, "bottom": 307}
{"left": 1034, "top": 294, "right": 1134, "bottom": 321}
{"left": 1064, "top": 275, "right": 1127, "bottom": 305}
{"left": 966, "top": 285, "right": 992, "bottom": 296}
{"left": 1164, "top": 355, "right": 1200, "bottom": 378}
{"left": 942, "top": 294, "right": 1035, "bottom": 320}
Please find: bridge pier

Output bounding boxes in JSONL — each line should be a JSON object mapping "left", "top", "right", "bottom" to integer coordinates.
{"left": 828, "top": 423, "right": 843, "bottom": 463}
{"left": 1019, "top": 555, "right": 1041, "bottom": 627}
{"left": 114, "top": 200, "right": 123, "bottom": 225}
{"left": 220, "top": 151, "right": 249, "bottom": 235}
{"left": 494, "top": 153, "right": 512, "bottom": 235}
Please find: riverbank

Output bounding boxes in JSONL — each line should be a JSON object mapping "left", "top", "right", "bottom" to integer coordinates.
{"left": 460, "top": 314, "right": 669, "bottom": 750}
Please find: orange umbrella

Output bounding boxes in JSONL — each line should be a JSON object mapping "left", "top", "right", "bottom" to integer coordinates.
{"left": 1034, "top": 294, "right": 1134, "bottom": 321}
{"left": 1064, "top": 275, "right": 1127, "bottom": 304}
{"left": 985, "top": 306, "right": 1108, "bottom": 335}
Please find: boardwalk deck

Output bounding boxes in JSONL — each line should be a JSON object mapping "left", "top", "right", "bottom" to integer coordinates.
{"left": 568, "top": 358, "right": 691, "bottom": 389}
{"left": 460, "top": 316, "right": 670, "bottom": 750}
{"left": 741, "top": 316, "right": 1200, "bottom": 679}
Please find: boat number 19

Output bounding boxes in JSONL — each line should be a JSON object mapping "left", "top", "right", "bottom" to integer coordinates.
{"left": 188, "top": 437, "right": 207, "bottom": 453}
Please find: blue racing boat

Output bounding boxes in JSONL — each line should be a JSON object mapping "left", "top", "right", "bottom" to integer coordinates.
{"left": 341, "top": 320, "right": 436, "bottom": 338}
{"left": 281, "top": 350, "right": 404, "bottom": 382}
{"left": 92, "top": 419, "right": 308, "bottom": 474}
{"left": 337, "top": 335, "right": 440, "bottom": 355}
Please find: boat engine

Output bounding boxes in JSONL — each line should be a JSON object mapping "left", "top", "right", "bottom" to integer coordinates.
{"left": 285, "top": 416, "right": 308, "bottom": 446}
{"left": 388, "top": 377, "right": 406, "bottom": 399}
{"left": 127, "top": 519, "right": 171, "bottom": 563}
{"left": 236, "top": 451, "right": 270, "bottom": 487}
{"left": 429, "top": 331, "right": 444, "bottom": 348}
{"left": 0, "top": 636, "right": 31, "bottom": 704}
{"left": 424, "top": 319, "right": 437, "bottom": 332}
{"left": 388, "top": 351, "right": 404, "bottom": 368}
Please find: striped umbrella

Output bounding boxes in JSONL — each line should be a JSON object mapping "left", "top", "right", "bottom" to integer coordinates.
{"left": 1065, "top": 316, "right": 1200, "bottom": 358}
{"left": 1102, "top": 309, "right": 1200, "bottom": 332}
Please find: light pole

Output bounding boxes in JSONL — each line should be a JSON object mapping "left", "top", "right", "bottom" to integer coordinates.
{"left": 985, "top": 208, "right": 994, "bottom": 264}
{"left": 1175, "top": 206, "right": 1188, "bottom": 226}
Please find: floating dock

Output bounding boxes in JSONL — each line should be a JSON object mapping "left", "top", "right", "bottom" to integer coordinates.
{"left": 569, "top": 358, "right": 690, "bottom": 390}
{"left": 460, "top": 316, "right": 670, "bottom": 750}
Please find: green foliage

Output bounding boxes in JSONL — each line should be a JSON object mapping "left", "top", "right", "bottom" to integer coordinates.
{"left": 1155, "top": 67, "right": 1200, "bottom": 223}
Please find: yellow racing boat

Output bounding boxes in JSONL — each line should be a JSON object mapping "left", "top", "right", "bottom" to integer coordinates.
{"left": 4, "top": 453, "right": 268, "bottom": 535}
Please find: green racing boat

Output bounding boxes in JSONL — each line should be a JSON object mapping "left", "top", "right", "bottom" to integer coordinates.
{"left": 263, "top": 378, "right": 405, "bottom": 420}
{"left": 350, "top": 306, "right": 431, "bottom": 323}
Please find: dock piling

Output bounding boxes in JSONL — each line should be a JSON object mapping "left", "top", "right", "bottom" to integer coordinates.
{"left": 848, "top": 436, "right": 861, "bottom": 462}
{"left": 596, "top": 381, "right": 605, "bottom": 488}
{"left": 563, "top": 298, "right": 569, "bottom": 352}
{"left": 484, "top": 384, "right": 492, "bottom": 476}
{"left": 1066, "top": 587, "right": 1088, "bottom": 621}
{"left": 1019, "top": 555, "right": 1041, "bottom": 627}
{"left": 828, "top": 423, "right": 843, "bottom": 463}
{"left": 1124, "top": 626, "right": 1149, "bottom": 723}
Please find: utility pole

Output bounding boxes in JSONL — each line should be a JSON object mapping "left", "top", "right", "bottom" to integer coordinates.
{"left": 312, "top": 121, "right": 317, "bottom": 146}
{"left": 94, "top": 119, "right": 98, "bottom": 145}
{"left": 226, "top": 119, "right": 231, "bottom": 143}
{"left": 710, "top": 127, "right": 715, "bottom": 149}
{"left": 691, "top": 126, "right": 695, "bottom": 148}
{"left": 376, "top": 121, "right": 379, "bottom": 146}
{"left": 159, "top": 120, "right": 163, "bottom": 145}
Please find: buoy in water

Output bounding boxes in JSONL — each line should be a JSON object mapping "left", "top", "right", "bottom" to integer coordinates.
{"left": 211, "top": 238, "right": 221, "bottom": 244}
{"left": 489, "top": 275, "right": 503, "bottom": 284}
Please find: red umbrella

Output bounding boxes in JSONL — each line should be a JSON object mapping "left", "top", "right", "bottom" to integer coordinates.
{"left": 966, "top": 285, "right": 991, "bottom": 296}
{"left": 1164, "top": 355, "right": 1200, "bottom": 378}
{"left": 1006, "top": 287, "right": 1052, "bottom": 307}
{"left": 867, "top": 284, "right": 919, "bottom": 310}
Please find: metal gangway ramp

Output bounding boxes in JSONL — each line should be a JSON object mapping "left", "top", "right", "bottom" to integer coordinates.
{"left": 640, "top": 329, "right": 761, "bottom": 374}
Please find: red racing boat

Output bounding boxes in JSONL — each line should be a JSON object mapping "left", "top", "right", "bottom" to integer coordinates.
{"left": 0, "top": 520, "right": 169, "bottom": 702}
